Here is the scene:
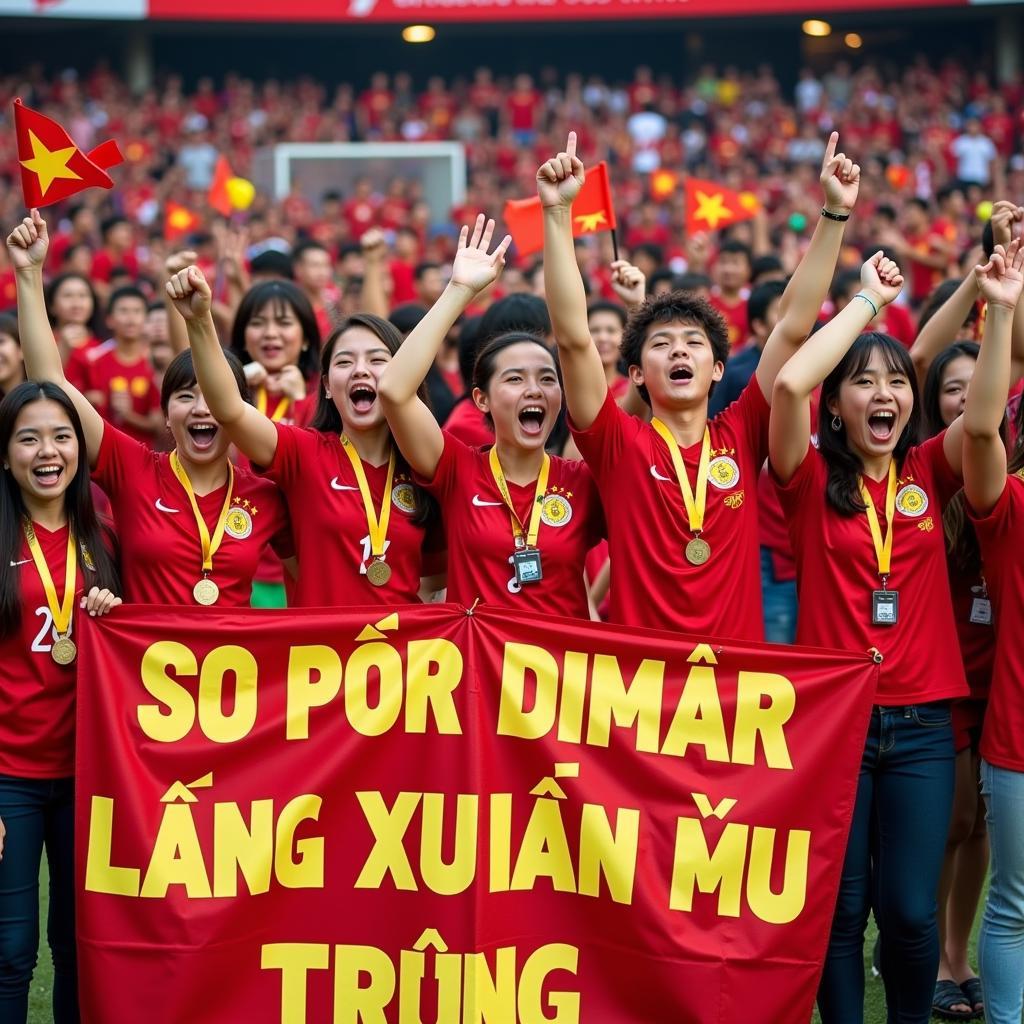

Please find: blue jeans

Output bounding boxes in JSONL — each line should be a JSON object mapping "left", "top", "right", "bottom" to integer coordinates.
{"left": 979, "top": 759, "right": 1024, "bottom": 1023}
{"left": 817, "top": 704, "right": 955, "bottom": 1024}
{"left": 0, "top": 775, "right": 77, "bottom": 1023}
{"left": 760, "top": 547, "right": 797, "bottom": 644}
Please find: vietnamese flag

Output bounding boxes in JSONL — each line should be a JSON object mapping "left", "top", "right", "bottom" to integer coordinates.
{"left": 208, "top": 155, "right": 234, "bottom": 217}
{"left": 503, "top": 160, "right": 616, "bottom": 256}
{"left": 685, "top": 177, "right": 760, "bottom": 235}
{"left": 164, "top": 202, "right": 201, "bottom": 241}
{"left": 14, "top": 98, "right": 123, "bottom": 209}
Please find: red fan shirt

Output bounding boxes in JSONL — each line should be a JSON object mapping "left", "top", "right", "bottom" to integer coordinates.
{"left": 0, "top": 522, "right": 85, "bottom": 778}
{"left": 93, "top": 425, "right": 290, "bottom": 606}
{"left": 777, "top": 434, "right": 968, "bottom": 705}
{"left": 710, "top": 289, "right": 750, "bottom": 350}
{"left": 968, "top": 474, "right": 1024, "bottom": 770}
{"left": 260, "top": 424, "right": 434, "bottom": 607}
{"left": 417, "top": 434, "right": 604, "bottom": 617}
{"left": 571, "top": 380, "right": 770, "bottom": 640}
{"left": 83, "top": 347, "right": 160, "bottom": 446}
{"left": 443, "top": 400, "right": 493, "bottom": 448}
{"left": 947, "top": 550, "right": 993, "bottom": 701}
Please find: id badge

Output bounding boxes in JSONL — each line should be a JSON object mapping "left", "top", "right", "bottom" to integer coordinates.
{"left": 512, "top": 548, "right": 543, "bottom": 586}
{"left": 871, "top": 589, "right": 899, "bottom": 626}
{"left": 969, "top": 598, "right": 992, "bottom": 625}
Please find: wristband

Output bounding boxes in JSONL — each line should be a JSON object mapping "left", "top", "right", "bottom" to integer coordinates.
{"left": 854, "top": 292, "right": 879, "bottom": 317}
{"left": 821, "top": 208, "right": 850, "bottom": 222}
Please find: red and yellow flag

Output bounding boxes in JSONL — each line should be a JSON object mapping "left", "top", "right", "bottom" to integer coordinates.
{"left": 14, "top": 98, "right": 123, "bottom": 209}
{"left": 164, "top": 202, "right": 201, "bottom": 241}
{"left": 503, "top": 161, "right": 616, "bottom": 256}
{"left": 685, "top": 177, "right": 760, "bottom": 234}
{"left": 208, "top": 155, "right": 234, "bottom": 217}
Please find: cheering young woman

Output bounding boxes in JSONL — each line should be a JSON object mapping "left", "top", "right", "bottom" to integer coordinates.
{"left": 378, "top": 215, "right": 603, "bottom": 617}
{"left": 169, "top": 264, "right": 442, "bottom": 606}
{"left": 0, "top": 381, "right": 122, "bottom": 1024}
{"left": 8, "top": 211, "right": 291, "bottom": 607}
{"left": 769, "top": 250, "right": 976, "bottom": 1024}
{"left": 961, "top": 239, "right": 1024, "bottom": 1024}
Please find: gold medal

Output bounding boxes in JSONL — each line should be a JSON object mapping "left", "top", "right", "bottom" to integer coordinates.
{"left": 51, "top": 635, "right": 78, "bottom": 666}
{"left": 193, "top": 577, "right": 220, "bottom": 605}
{"left": 685, "top": 537, "right": 711, "bottom": 565}
{"left": 366, "top": 559, "right": 392, "bottom": 587}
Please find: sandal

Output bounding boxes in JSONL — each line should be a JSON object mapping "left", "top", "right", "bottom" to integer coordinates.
{"left": 932, "top": 979, "right": 975, "bottom": 1021}
{"left": 959, "top": 976, "right": 984, "bottom": 1016}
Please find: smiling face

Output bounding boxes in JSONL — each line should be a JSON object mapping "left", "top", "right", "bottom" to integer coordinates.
{"left": 6, "top": 398, "right": 79, "bottom": 505}
{"left": 630, "top": 319, "right": 724, "bottom": 412}
{"left": 589, "top": 310, "right": 624, "bottom": 370}
{"left": 473, "top": 341, "right": 561, "bottom": 451}
{"left": 166, "top": 381, "right": 232, "bottom": 466}
{"left": 828, "top": 347, "right": 915, "bottom": 466}
{"left": 938, "top": 354, "right": 975, "bottom": 428}
{"left": 51, "top": 276, "right": 94, "bottom": 328}
{"left": 244, "top": 298, "right": 306, "bottom": 374}
{"left": 323, "top": 326, "right": 394, "bottom": 430}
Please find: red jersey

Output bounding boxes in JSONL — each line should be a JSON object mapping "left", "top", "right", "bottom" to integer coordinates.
{"left": 777, "top": 434, "right": 968, "bottom": 705}
{"left": 0, "top": 522, "right": 85, "bottom": 777}
{"left": 946, "top": 547, "right": 993, "bottom": 700}
{"left": 65, "top": 336, "right": 107, "bottom": 391}
{"left": 967, "top": 474, "right": 1024, "bottom": 770}
{"left": 91, "top": 247, "right": 139, "bottom": 283}
{"left": 418, "top": 434, "right": 603, "bottom": 617}
{"left": 906, "top": 229, "right": 949, "bottom": 304}
{"left": 93, "top": 425, "right": 290, "bottom": 606}
{"left": 443, "top": 399, "right": 493, "bottom": 448}
{"left": 710, "top": 290, "right": 750, "bottom": 350}
{"left": 571, "top": 380, "right": 770, "bottom": 640}
{"left": 84, "top": 347, "right": 160, "bottom": 446}
{"left": 260, "top": 424, "right": 434, "bottom": 607}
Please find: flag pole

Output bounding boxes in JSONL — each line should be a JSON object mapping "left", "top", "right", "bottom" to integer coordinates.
{"left": 611, "top": 227, "right": 620, "bottom": 263}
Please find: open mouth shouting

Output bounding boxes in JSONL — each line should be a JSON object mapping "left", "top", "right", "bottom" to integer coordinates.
{"left": 668, "top": 364, "right": 695, "bottom": 385}
{"left": 867, "top": 409, "right": 897, "bottom": 443}
{"left": 349, "top": 383, "right": 378, "bottom": 415}
{"left": 187, "top": 422, "right": 220, "bottom": 452}
{"left": 32, "top": 463, "right": 65, "bottom": 489}
{"left": 517, "top": 404, "right": 546, "bottom": 438}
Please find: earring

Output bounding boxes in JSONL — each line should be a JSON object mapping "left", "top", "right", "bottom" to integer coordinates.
{"left": 831, "top": 414, "right": 842, "bottom": 431}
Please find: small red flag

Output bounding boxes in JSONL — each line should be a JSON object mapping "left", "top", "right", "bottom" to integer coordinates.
{"left": 684, "top": 177, "right": 760, "bottom": 235}
{"left": 503, "top": 161, "right": 617, "bottom": 257}
{"left": 14, "top": 98, "right": 123, "bottom": 209}
{"left": 208, "top": 155, "right": 234, "bottom": 217}
{"left": 164, "top": 202, "right": 201, "bottom": 241}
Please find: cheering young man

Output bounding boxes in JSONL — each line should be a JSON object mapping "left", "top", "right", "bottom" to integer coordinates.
{"left": 541, "top": 131, "right": 859, "bottom": 639}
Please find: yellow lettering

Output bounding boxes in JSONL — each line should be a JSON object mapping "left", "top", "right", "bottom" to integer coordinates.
{"left": 746, "top": 826, "right": 810, "bottom": 925}
{"left": 510, "top": 800, "right": 575, "bottom": 895}
{"left": 84, "top": 796, "right": 140, "bottom": 896}
{"left": 261, "top": 943, "right": 330, "bottom": 1024}
{"left": 355, "top": 792, "right": 420, "bottom": 890}
{"left": 497, "top": 643, "right": 558, "bottom": 740}
{"left": 732, "top": 672, "right": 795, "bottom": 769}
{"left": 669, "top": 817, "right": 746, "bottom": 917}
{"left": 577, "top": 803, "right": 639, "bottom": 905}
{"left": 275, "top": 795, "right": 324, "bottom": 889}
{"left": 333, "top": 945, "right": 395, "bottom": 1024}
{"left": 660, "top": 666, "right": 729, "bottom": 762}
{"left": 141, "top": 804, "right": 211, "bottom": 898}
{"left": 213, "top": 799, "right": 274, "bottom": 897}
{"left": 518, "top": 944, "right": 580, "bottom": 1024}
{"left": 586, "top": 655, "right": 663, "bottom": 753}
{"left": 198, "top": 645, "right": 258, "bottom": 743}
{"left": 137, "top": 641, "right": 197, "bottom": 742}
{"left": 462, "top": 947, "right": 517, "bottom": 1024}
{"left": 405, "top": 639, "right": 463, "bottom": 735}
{"left": 286, "top": 645, "right": 342, "bottom": 740}
{"left": 419, "top": 793, "right": 478, "bottom": 896}
{"left": 346, "top": 642, "right": 404, "bottom": 737}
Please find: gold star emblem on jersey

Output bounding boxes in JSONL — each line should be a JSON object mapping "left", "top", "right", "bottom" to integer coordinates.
{"left": 391, "top": 482, "right": 417, "bottom": 514}
{"left": 540, "top": 493, "right": 573, "bottom": 528}
{"left": 225, "top": 506, "right": 253, "bottom": 540}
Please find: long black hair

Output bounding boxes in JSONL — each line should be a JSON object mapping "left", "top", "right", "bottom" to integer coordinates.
{"left": 921, "top": 341, "right": 979, "bottom": 440}
{"left": 312, "top": 313, "right": 436, "bottom": 528}
{"left": 230, "top": 280, "right": 321, "bottom": 381}
{"left": 0, "top": 383, "right": 120, "bottom": 638}
{"left": 818, "top": 332, "right": 922, "bottom": 516}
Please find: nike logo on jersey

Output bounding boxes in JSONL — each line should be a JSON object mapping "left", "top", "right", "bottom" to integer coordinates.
{"left": 155, "top": 499, "right": 180, "bottom": 513}
{"left": 649, "top": 465, "right": 673, "bottom": 482}
{"left": 472, "top": 495, "right": 503, "bottom": 507}
{"left": 330, "top": 478, "right": 360, "bottom": 491}
{"left": 9, "top": 558, "right": 31, "bottom": 567}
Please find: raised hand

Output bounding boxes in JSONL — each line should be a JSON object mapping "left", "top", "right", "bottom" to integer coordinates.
{"left": 820, "top": 132, "right": 860, "bottom": 215}
{"left": 6, "top": 209, "right": 49, "bottom": 271}
{"left": 975, "top": 240, "right": 1024, "bottom": 310}
{"left": 165, "top": 265, "right": 213, "bottom": 321}
{"left": 267, "top": 364, "right": 307, "bottom": 401}
{"left": 860, "top": 251, "right": 904, "bottom": 307}
{"left": 165, "top": 248, "right": 199, "bottom": 278}
{"left": 989, "top": 201, "right": 1024, "bottom": 250}
{"left": 450, "top": 214, "right": 512, "bottom": 295}
{"left": 360, "top": 227, "right": 388, "bottom": 264}
{"left": 536, "top": 131, "right": 586, "bottom": 210}
{"left": 610, "top": 259, "right": 646, "bottom": 308}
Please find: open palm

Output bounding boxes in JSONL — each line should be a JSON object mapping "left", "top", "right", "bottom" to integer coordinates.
{"left": 976, "top": 241, "right": 1024, "bottom": 309}
{"left": 451, "top": 215, "right": 512, "bottom": 294}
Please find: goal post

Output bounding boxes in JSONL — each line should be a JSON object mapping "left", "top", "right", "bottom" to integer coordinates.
{"left": 252, "top": 142, "right": 467, "bottom": 227}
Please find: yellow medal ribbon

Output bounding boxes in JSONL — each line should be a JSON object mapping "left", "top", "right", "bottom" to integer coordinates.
{"left": 488, "top": 447, "right": 551, "bottom": 549}
{"left": 23, "top": 518, "right": 76, "bottom": 637}
{"left": 340, "top": 435, "right": 394, "bottom": 559}
{"left": 858, "top": 462, "right": 898, "bottom": 578}
{"left": 651, "top": 420, "right": 712, "bottom": 535}
{"left": 169, "top": 451, "right": 235, "bottom": 576}
{"left": 255, "top": 387, "right": 290, "bottom": 422}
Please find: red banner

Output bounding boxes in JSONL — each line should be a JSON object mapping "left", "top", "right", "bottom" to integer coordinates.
{"left": 76, "top": 604, "right": 876, "bottom": 1023}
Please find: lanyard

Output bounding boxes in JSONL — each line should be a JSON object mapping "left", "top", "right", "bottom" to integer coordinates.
{"left": 23, "top": 519, "right": 76, "bottom": 636}
{"left": 488, "top": 447, "right": 551, "bottom": 549}
{"left": 651, "top": 420, "right": 711, "bottom": 534}
{"left": 857, "top": 462, "right": 897, "bottom": 579}
{"left": 255, "top": 387, "right": 290, "bottom": 422}
{"left": 169, "top": 451, "right": 235, "bottom": 575}
{"left": 340, "top": 435, "right": 394, "bottom": 559}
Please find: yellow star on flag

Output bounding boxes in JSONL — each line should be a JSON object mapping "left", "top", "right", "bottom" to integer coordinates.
{"left": 693, "top": 190, "right": 734, "bottom": 230}
{"left": 20, "top": 130, "right": 81, "bottom": 198}
{"left": 574, "top": 210, "right": 608, "bottom": 232}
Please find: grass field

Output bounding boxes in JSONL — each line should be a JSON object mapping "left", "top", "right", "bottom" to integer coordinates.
{"left": 24, "top": 864, "right": 1021, "bottom": 1023}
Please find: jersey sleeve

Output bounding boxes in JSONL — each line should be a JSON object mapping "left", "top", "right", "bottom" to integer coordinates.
{"left": 716, "top": 375, "right": 771, "bottom": 467}
{"left": 258, "top": 422, "right": 315, "bottom": 486}
{"left": 91, "top": 421, "right": 151, "bottom": 496}
{"left": 568, "top": 389, "right": 638, "bottom": 484}
{"left": 413, "top": 430, "right": 473, "bottom": 502}
{"left": 771, "top": 442, "right": 822, "bottom": 517}
{"left": 967, "top": 474, "right": 1021, "bottom": 546}
{"left": 920, "top": 431, "right": 962, "bottom": 507}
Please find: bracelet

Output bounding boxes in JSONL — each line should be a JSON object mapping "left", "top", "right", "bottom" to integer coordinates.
{"left": 821, "top": 208, "right": 850, "bottom": 222}
{"left": 854, "top": 292, "right": 879, "bottom": 317}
